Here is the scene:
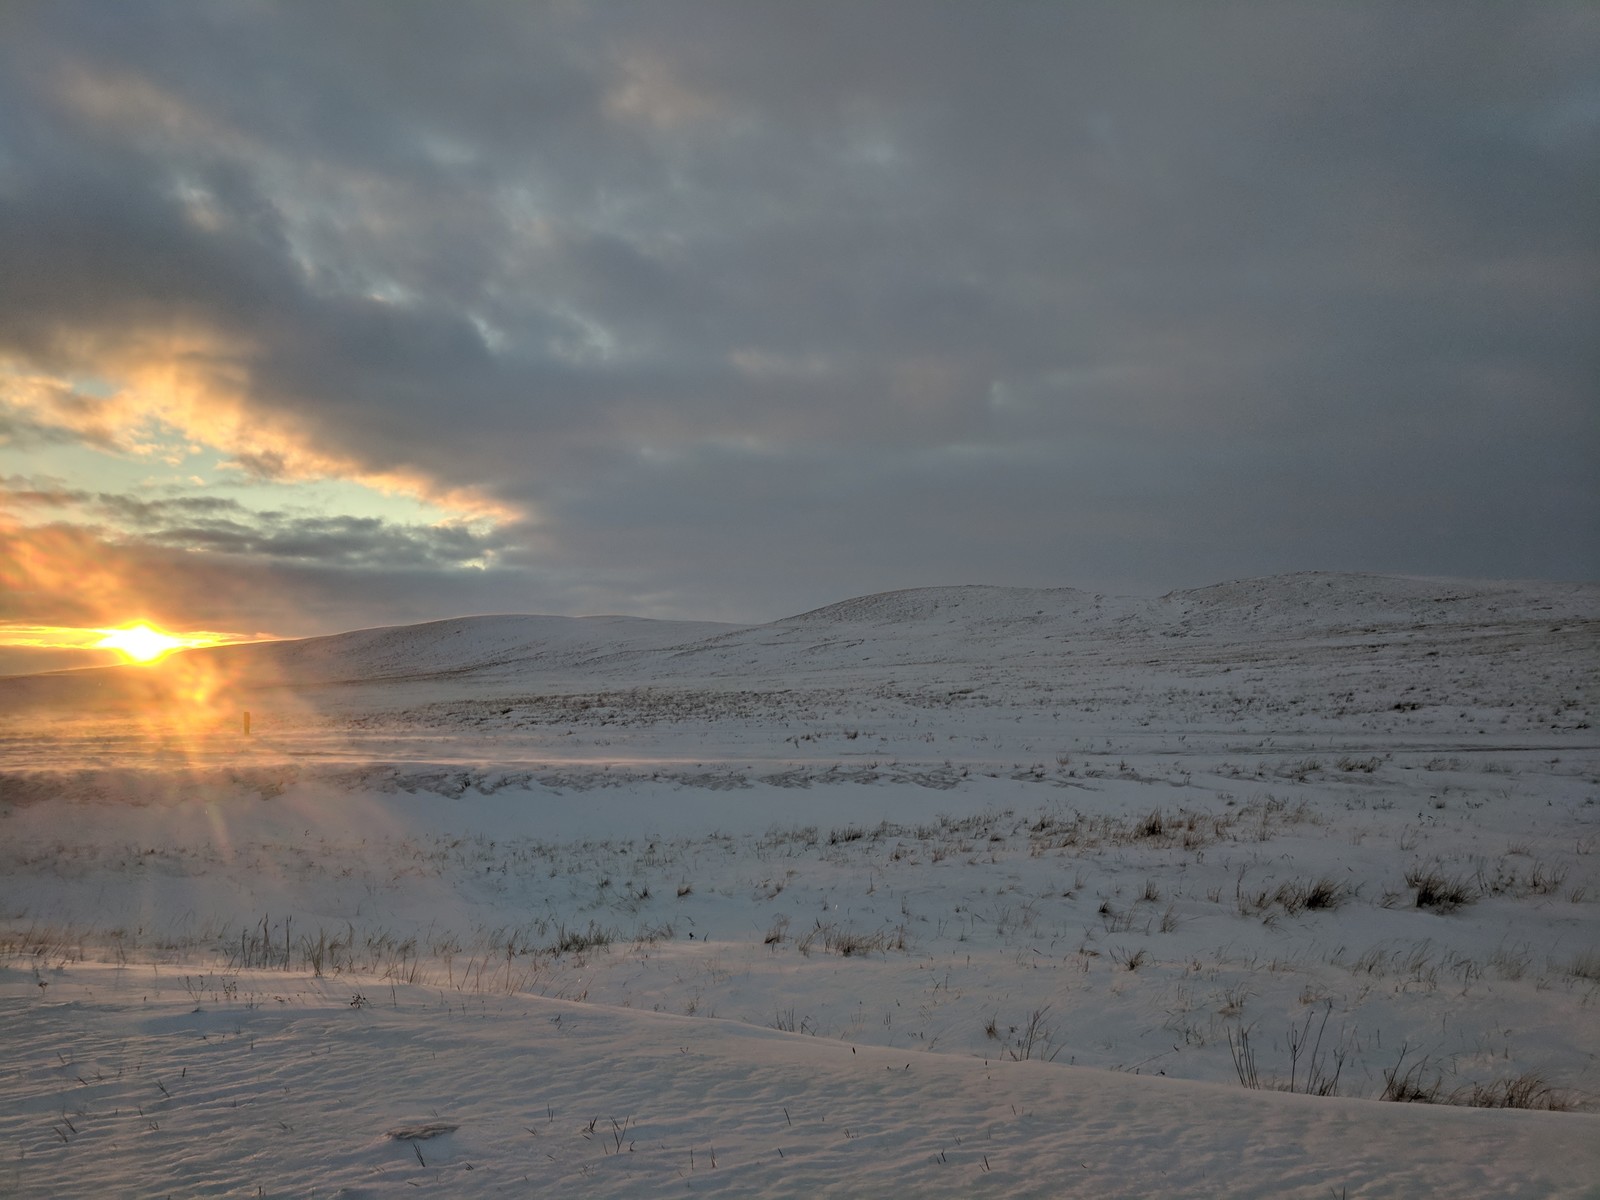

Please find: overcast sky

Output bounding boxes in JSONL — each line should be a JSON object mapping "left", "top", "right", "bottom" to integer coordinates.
{"left": 2, "top": 1, "right": 1596, "bottom": 668}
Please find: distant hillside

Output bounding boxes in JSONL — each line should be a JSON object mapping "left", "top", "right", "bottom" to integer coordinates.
{"left": 196, "top": 613, "right": 740, "bottom": 684}
{"left": 3, "top": 573, "right": 1593, "bottom": 711}
{"left": 1150, "top": 572, "right": 1597, "bottom": 638}
{"left": 776, "top": 584, "right": 1119, "bottom": 628}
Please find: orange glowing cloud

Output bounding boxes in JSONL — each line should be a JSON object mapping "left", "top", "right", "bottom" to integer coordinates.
{"left": 0, "top": 518, "right": 260, "bottom": 637}
{"left": 3, "top": 340, "right": 519, "bottom": 527}
{"left": 0, "top": 521, "right": 135, "bottom": 627}
{"left": 0, "top": 518, "right": 264, "bottom": 674}
{"left": 20, "top": 66, "right": 520, "bottom": 529}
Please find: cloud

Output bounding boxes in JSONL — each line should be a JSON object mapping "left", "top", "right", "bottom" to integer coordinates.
{"left": 0, "top": 515, "right": 542, "bottom": 636}
{"left": 0, "top": 472, "right": 519, "bottom": 645}
{"left": 137, "top": 512, "right": 501, "bottom": 569}
{"left": 0, "top": 2, "right": 1594, "bottom": 641}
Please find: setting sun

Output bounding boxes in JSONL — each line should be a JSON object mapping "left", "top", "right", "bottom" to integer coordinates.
{"left": 0, "top": 622, "right": 257, "bottom": 673}
{"left": 95, "top": 623, "right": 189, "bottom": 663}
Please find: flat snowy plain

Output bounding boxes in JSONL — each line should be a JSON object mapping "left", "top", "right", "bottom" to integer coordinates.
{"left": 2, "top": 572, "right": 1597, "bottom": 1197}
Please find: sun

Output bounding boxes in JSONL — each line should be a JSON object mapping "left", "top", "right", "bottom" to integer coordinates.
{"left": 95, "top": 623, "right": 188, "bottom": 663}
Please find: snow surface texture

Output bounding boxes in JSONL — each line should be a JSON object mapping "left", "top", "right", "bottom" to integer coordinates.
{"left": 2, "top": 571, "right": 1597, "bottom": 1196}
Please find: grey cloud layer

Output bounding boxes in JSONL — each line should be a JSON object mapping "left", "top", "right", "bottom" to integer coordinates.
{"left": 1, "top": 1, "right": 1595, "bottom": 626}
{"left": 1, "top": 478, "right": 504, "bottom": 570}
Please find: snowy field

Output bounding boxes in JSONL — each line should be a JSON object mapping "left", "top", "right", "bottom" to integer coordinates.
{"left": 2, "top": 572, "right": 1597, "bottom": 1197}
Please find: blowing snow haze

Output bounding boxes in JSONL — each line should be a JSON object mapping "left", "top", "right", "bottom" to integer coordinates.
{"left": 1, "top": 2, "right": 1597, "bottom": 672}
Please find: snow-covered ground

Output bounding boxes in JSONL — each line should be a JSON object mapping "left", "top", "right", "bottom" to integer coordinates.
{"left": 2, "top": 572, "right": 1597, "bottom": 1196}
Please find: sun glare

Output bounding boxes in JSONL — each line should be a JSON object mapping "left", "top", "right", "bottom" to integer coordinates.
{"left": 95, "top": 623, "right": 188, "bottom": 663}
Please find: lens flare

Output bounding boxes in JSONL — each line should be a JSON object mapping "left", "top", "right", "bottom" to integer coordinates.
{"left": 95, "top": 623, "right": 188, "bottom": 663}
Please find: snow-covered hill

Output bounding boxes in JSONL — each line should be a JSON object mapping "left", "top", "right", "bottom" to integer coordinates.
{"left": 234, "top": 571, "right": 1600, "bottom": 686}
{"left": 2, "top": 571, "right": 1598, "bottom": 1197}
{"left": 201, "top": 612, "right": 740, "bottom": 684}
{"left": 1150, "top": 571, "right": 1597, "bottom": 638}
{"left": 6, "top": 572, "right": 1590, "bottom": 702}
{"left": 3, "top": 572, "right": 1593, "bottom": 756}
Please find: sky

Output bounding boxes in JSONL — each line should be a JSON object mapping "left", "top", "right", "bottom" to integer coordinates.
{"left": 1, "top": 2, "right": 1596, "bottom": 672}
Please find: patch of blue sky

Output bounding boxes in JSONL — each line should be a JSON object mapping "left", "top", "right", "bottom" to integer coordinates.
{"left": 1, "top": 437, "right": 465, "bottom": 532}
